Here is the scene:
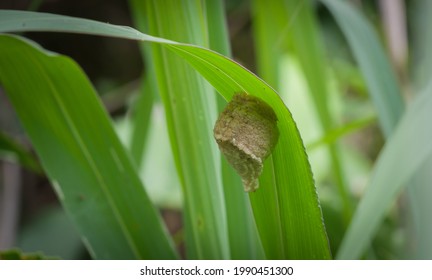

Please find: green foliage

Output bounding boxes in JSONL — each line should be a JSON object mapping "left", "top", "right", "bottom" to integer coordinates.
{"left": 0, "top": 8, "right": 330, "bottom": 259}
{"left": 1, "top": 0, "right": 431, "bottom": 260}
{"left": 0, "top": 34, "right": 177, "bottom": 259}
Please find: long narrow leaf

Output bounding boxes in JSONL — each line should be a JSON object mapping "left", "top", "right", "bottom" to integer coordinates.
{"left": 0, "top": 34, "right": 177, "bottom": 259}
{"left": 320, "top": 0, "right": 404, "bottom": 137}
{"left": 405, "top": 1, "right": 432, "bottom": 259}
{"left": 143, "top": 0, "right": 229, "bottom": 259}
{"left": 320, "top": 0, "right": 419, "bottom": 259}
{"left": 283, "top": 0, "right": 352, "bottom": 223}
{"left": 251, "top": 0, "right": 331, "bottom": 258}
{"left": 205, "top": 0, "right": 264, "bottom": 259}
{"left": 336, "top": 84, "right": 432, "bottom": 259}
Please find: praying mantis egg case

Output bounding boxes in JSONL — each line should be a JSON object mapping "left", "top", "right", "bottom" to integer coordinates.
{"left": 213, "top": 92, "right": 279, "bottom": 192}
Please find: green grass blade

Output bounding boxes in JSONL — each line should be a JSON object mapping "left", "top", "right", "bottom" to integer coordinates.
{"left": 411, "top": 1, "right": 432, "bottom": 90}
{"left": 205, "top": 0, "right": 231, "bottom": 57}
{"left": 286, "top": 0, "right": 353, "bottom": 223}
{"left": 251, "top": 0, "right": 334, "bottom": 258}
{"left": 252, "top": 0, "right": 288, "bottom": 88}
{"left": 0, "top": 34, "right": 177, "bottom": 259}
{"left": 143, "top": 0, "right": 229, "bottom": 259}
{"left": 406, "top": 158, "right": 432, "bottom": 259}
{"left": 320, "top": 0, "right": 404, "bottom": 137}
{"left": 255, "top": 0, "right": 351, "bottom": 224}
{"left": 205, "top": 0, "right": 264, "bottom": 259}
{"left": 0, "top": 9, "right": 331, "bottom": 259}
{"left": 128, "top": 0, "right": 157, "bottom": 169}
{"left": 406, "top": 1, "right": 432, "bottom": 259}
{"left": 128, "top": 81, "right": 154, "bottom": 167}
{"left": 336, "top": 84, "right": 432, "bottom": 259}
{"left": 320, "top": 0, "right": 426, "bottom": 259}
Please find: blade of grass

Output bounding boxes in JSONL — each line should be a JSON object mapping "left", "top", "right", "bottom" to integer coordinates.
{"left": 252, "top": 0, "right": 332, "bottom": 258}
{"left": 252, "top": 0, "right": 288, "bottom": 89}
{"left": 252, "top": 0, "right": 352, "bottom": 252}
{"left": 320, "top": 0, "right": 404, "bottom": 137}
{"left": 336, "top": 83, "right": 432, "bottom": 259}
{"left": 128, "top": 81, "right": 153, "bottom": 167}
{"left": 0, "top": 10, "right": 331, "bottom": 259}
{"left": 406, "top": 157, "right": 432, "bottom": 259}
{"left": 285, "top": 0, "right": 352, "bottom": 224}
{"left": 0, "top": 34, "right": 177, "bottom": 259}
{"left": 205, "top": 0, "right": 264, "bottom": 259}
{"left": 405, "top": 0, "right": 432, "bottom": 259}
{"left": 320, "top": 0, "right": 416, "bottom": 259}
{"left": 410, "top": 1, "right": 432, "bottom": 91}
{"left": 128, "top": 0, "right": 157, "bottom": 169}
{"left": 144, "top": 0, "right": 229, "bottom": 259}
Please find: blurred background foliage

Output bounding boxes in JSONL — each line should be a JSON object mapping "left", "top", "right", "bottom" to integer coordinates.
{"left": 0, "top": 0, "right": 430, "bottom": 259}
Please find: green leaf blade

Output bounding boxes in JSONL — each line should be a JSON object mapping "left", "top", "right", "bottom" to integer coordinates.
{"left": 0, "top": 35, "right": 177, "bottom": 260}
{"left": 337, "top": 86, "right": 432, "bottom": 259}
{"left": 143, "top": 0, "right": 229, "bottom": 259}
{"left": 320, "top": 0, "right": 404, "bottom": 136}
{"left": 204, "top": 0, "right": 264, "bottom": 259}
